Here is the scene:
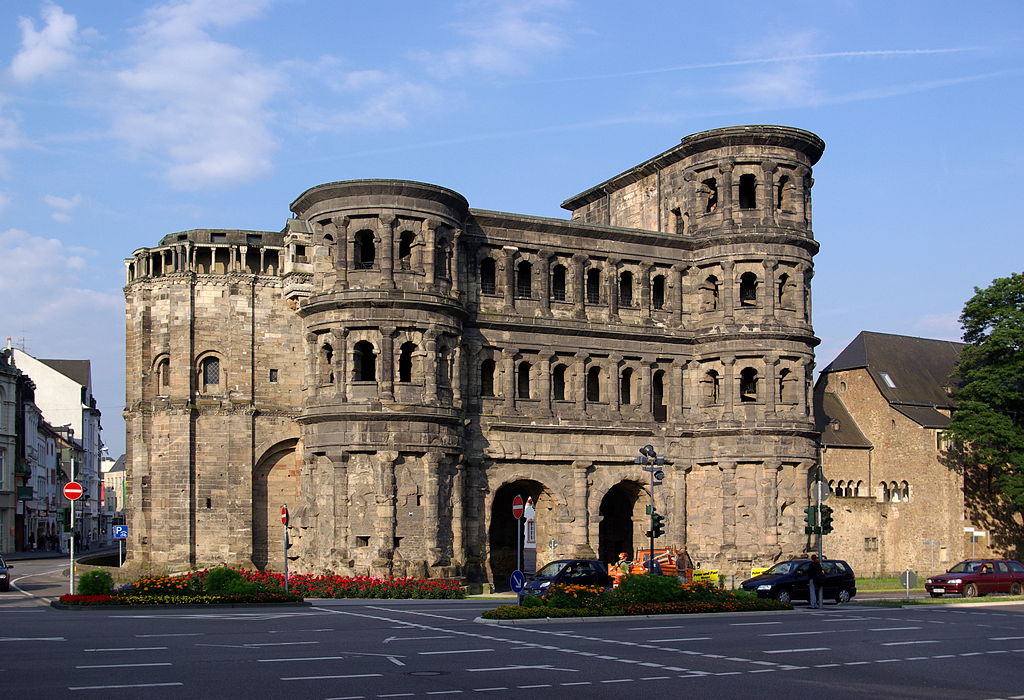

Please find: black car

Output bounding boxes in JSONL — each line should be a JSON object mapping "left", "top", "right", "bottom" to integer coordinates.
{"left": 518, "top": 559, "right": 612, "bottom": 601}
{"left": 740, "top": 558, "right": 857, "bottom": 605}
{"left": 0, "top": 555, "right": 11, "bottom": 592}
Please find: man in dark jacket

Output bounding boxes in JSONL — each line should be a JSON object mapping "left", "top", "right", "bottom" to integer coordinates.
{"left": 807, "top": 554, "right": 825, "bottom": 608}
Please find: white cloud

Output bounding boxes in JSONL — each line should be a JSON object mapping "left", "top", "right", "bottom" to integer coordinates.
{"left": 10, "top": 3, "right": 79, "bottom": 83}
{"left": 725, "top": 31, "right": 823, "bottom": 107}
{"left": 421, "top": 0, "right": 570, "bottom": 79}
{"left": 113, "top": 0, "right": 280, "bottom": 189}
{"left": 42, "top": 193, "right": 82, "bottom": 223}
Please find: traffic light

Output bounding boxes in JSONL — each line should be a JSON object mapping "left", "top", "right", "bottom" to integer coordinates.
{"left": 820, "top": 505, "right": 834, "bottom": 535}
{"left": 804, "top": 506, "right": 818, "bottom": 534}
{"left": 651, "top": 510, "right": 666, "bottom": 538}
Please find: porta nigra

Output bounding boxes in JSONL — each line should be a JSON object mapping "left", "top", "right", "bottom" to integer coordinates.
{"left": 124, "top": 125, "right": 824, "bottom": 586}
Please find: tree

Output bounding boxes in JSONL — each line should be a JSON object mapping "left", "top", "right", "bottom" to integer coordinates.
{"left": 946, "top": 272, "right": 1024, "bottom": 511}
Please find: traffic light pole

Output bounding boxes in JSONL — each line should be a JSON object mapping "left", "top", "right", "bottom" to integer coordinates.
{"left": 636, "top": 445, "right": 665, "bottom": 574}
{"left": 816, "top": 478, "right": 824, "bottom": 561}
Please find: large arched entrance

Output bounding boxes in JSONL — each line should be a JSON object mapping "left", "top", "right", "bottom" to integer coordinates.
{"left": 252, "top": 439, "right": 301, "bottom": 571}
{"left": 488, "top": 480, "right": 548, "bottom": 590}
{"left": 598, "top": 481, "right": 644, "bottom": 564}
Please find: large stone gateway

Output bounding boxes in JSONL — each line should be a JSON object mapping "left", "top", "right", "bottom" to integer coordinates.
{"left": 123, "top": 125, "right": 824, "bottom": 585}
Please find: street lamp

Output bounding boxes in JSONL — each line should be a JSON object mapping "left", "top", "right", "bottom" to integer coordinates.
{"left": 634, "top": 445, "right": 666, "bottom": 573}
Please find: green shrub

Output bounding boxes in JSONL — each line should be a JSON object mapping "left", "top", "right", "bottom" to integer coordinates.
{"left": 609, "top": 573, "right": 685, "bottom": 604}
{"left": 541, "top": 584, "right": 608, "bottom": 609}
{"left": 203, "top": 567, "right": 245, "bottom": 595}
{"left": 78, "top": 570, "right": 113, "bottom": 595}
{"left": 519, "top": 594, "right": 544, "bottom": 608}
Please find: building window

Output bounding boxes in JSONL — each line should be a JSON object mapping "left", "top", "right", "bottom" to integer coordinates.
{"left": 480, "top": 258, "right": 496, "bottom": 295}
{"left": 354, "top": 230, "right": 375, "bottom": 269}
{"left": 864, "top": 536, "right": 878, "bottom": 552}
{"left": 269, "top": 369, "right": 278, "bottom": 383}
{"left": 701, "top": 178, "right": 718, "bottom": 213}
{"left": 671, "top": 207, "right": 685, "bottom": 234}
{"left": 320, "top": 343, "right": 334, "bottom": 384}
{"left": 435, "top": 237, "right": 451, "bottom": 280}
{"left": 586, "top": 268, "right": 601, "bottom": 304}
{"left": 652, "top": 275, "right": 665, "bottom": 310}
{"left": 618, "top": 271, "right": 634, "bottom": 306}
{"left": 777, "top": 273, "right": 790, "bottom": 307}
{"left": 517, "top": 362, "right": 531, "bottom": 399}
{"left": 738, "top": 174, "right": 757, "bottom": 209}
{"left": 552, "top": 364, "right": 567, "bottom": 401}
{"left": 480, "top": 359, "right": 495, "bottom": 397}
{"left": 551, "top": 264, "right": 567, "bottom": 301}
{"left": 619, "top": 368, "right": 633, "bottom": 405}
{"left": 739, "top": 367, "right": 758, "bottom": 402}
{"left": 702, "top": 275, "right": 719, "bottom": 311}
{"left": 704, "top": 369, "right": 720, "bottom": 404}
{"left": 399, "top": 342, "right": 417, "bottom": 383}
{"left": 776, "top": 175, "right": 790, "bottom": 210}
{"left": 739, "top": 272, "right": 758, "bottom": 306}
{"left": 586, "top": 366, "right": 602, "bottom": 402}
{"left": 880, "top": 372, "right": 896, "bottom": 389}
{"left": 353, "top": 340, "right": 376, "bottom": 382}
{"left": 398, "top": 230, "right": 416, "bottom": 270}
{"left": 778, "top": 368, "right": 791, "bottom": 403}
{"left": 155, "top": 357, "right": 170, "bottom": 394}
{"left": 197, "top": 355, "right": 221, "bottom": 393}
{"left": 515, "top": 261, "right": 532, "bottom": 298}
{"left": 652, "top": 370, "right": 666, "bottom": 423}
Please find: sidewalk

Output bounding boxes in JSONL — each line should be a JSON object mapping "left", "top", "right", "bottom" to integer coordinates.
{"left": 2, "top": 546, "right": 119, "bottom": 562}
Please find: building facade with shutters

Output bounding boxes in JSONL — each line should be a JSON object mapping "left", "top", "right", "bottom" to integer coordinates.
{"left": 124, "top": 125, "right": 824, "bottom": 584}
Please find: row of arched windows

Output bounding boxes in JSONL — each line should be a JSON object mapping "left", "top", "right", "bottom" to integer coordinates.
{"left": 316, "top": 339, "right": 454, "bottom": 386}
{"left": 826, "top": 479, "right": 911, "bottom": 503}
{"left": 335, "top": 227, "right": 453, "bottom": 280}
{"left": 152, "top": 353, "right": 224, "bottom": 395}
{"left": 479, "top": 258, "right": 800, "bottom": 312}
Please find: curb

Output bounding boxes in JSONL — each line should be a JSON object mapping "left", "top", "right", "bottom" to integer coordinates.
{"left": 50, "top": 600, "right": 311, "bottom": 610}
{"left": 476, "top": 607, "right": 798, "bottom": 626}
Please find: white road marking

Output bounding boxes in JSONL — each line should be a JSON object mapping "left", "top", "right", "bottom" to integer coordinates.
{"left": 730, "top": 621, "right": 782, "bottom": 626}
{"left": 369, "top": 606, "right": 463, "bottom": 621}
{"left": 420, "top": 648, "right": 494, "bottom": 655}
{"left": 136, "top": 633, "right": 202, "bottom": 638}
{"left": 384, "top": 635, "right": 453, "bottom": 643}
{"left": 69, "top": 683, "right": 183, "bottom": 691}
{"left": 599, "top": 679, "right": 631, "bottom": 683}
{"left": 991, "top": 636, "right": 1024, "bottom": 641}
{"left": 468, "top": 665, "right": 577, "bottom": 673}
{"left": 650, "top": 636, "right": 711, "bottom": 642}
{"left": 868, "top": 627, "right": 922, "bottom": 631}
{"left": 763, "top": 648, "right": 829, "bottom": 654}
{"left": 0, "top": 636, "right": 65, "bottom": 641}
{"left": 282, "top": 673, "right": 382, "bottom": 681}
{"left": 258, "top": 656, "right": 347, "bottom": 663}
{"left": 426, "top": 692, "right": 463, "bottom": 695}
{"left": 75, "top": 662, "right": 172, "bottom": 669}
{"left": 472, "top": 688, "right": 509, "bottom": 692}
{"left": 243, "top": 641, "right": 320, "bottom": 647}
{"left": 83, "top": 647, "right": 168, "bottom": 652}
{"left": 881, "top": 640, "right": 940, "bottom": 646}
{"left": 762, "top": 631, "right": 828, "bottom": 637}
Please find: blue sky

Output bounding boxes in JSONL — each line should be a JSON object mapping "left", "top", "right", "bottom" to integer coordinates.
{"left": 1, "top": 0, "right": 1022, "bottom": 457}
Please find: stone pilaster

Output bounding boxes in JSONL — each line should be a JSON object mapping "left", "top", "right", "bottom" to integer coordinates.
{"left": 572, "top": 461, "right": 595, "bottom": 558}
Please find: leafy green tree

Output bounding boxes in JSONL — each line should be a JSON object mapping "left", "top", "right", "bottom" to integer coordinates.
{"left": 946, "top": 272, "right": 1024, "bottom": 510}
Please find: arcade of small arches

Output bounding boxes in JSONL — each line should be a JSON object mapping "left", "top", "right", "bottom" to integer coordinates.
{"left": 126, "top": 234, "right": 282, "bottom": 281}
{"left": 827, "top": 479, "right": 911, "bottom": 503}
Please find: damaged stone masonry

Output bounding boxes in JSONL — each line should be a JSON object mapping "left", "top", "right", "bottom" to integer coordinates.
{"left": 123, "top": 125, "right": 824, "bottom": 586}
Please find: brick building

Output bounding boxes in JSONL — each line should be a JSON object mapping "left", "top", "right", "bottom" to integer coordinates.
{"left": 814, "top": 331, "right": 1022, "bottom": 576}
{"left": 124, "top": 125, "right": 825, "bottom": 585}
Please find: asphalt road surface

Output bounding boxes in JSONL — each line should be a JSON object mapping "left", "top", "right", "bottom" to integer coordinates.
{"left": 4, "top": 584, "right": 1024, "bottom": 699}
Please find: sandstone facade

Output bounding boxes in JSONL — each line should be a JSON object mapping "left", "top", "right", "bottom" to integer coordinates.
{"left": 124, "top": 125, "right": 825, "bottom": 585}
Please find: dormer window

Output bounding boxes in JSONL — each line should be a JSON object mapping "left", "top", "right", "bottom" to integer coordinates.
{"left": 879, "top": 372, "right": 896, "bottom": 389}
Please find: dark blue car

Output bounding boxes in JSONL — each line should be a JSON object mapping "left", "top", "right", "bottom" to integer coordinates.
{"left": 518, "top": 559, "right": 611, "bottom": 602}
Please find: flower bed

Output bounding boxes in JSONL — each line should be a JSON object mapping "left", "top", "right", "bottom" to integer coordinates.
{"left": 480, "top": 577, "right": 791, "bottom": 620}
{"left": 230, "top": 570, "right": 466, "bottom": 599}
{"left": 58, "top": 591, "right": 301, "bottom": 606}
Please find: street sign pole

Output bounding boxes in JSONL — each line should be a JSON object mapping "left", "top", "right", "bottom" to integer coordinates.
{"left": 282, "top": 504, "right": 289, "bottom": 594}
{"left": 511, "top": 495, "right": 524, "bottom": 576}
{"left": 69, "top": 497, "right": 75, "bottom": 595}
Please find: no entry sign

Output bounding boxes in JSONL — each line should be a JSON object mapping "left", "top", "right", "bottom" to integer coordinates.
{"left": 63, "top": 481, "right": 83, "bottom": 501}
{"left": 512, "top": 495, "right": 524, "bottom": 519}
{"left": 281, "top": 504, "right": 288, "bottom": 526}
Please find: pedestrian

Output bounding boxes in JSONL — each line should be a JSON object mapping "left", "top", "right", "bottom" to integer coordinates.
{"left": 807, "top": 554, "right": 825, "bottom": 608}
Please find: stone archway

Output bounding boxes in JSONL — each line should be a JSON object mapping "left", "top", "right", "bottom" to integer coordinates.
{"left": 252, "top": 439, "right": 301, "bottom": 571}
{"left": 598, "top": 481, "right": 644, "bottom": 564}
{"left": 488, "top": 479, "right": 550, "bottom": 590}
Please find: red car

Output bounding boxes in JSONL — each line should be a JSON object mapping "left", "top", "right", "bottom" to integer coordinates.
{"left": 925, "top": 559, "right": 1024, "bottom": 598}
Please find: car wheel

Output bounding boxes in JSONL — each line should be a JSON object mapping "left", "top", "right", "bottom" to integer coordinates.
{"left": 1011, "top": 582, "right": 1022, "bottom": 596}
{"left": 964, "top": 583, "right": 978, "bottom": 598}
{"left": 776, "top": 590, "right": 792, "bottom": 605}
{"left": 930, "top": 592, "right": 943, "bottom": 598}
{"left": 835, "top": 589, "right": 851, "bottom": 604}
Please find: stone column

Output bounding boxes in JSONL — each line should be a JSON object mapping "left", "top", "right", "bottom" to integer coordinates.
{"left": 451, "top": 340, "right": 463, "bottom": 407}
{"left": 304, "top": 332, "right": 317, "bottom": 393}
{"left": 333, "top": 216, "right": 350, "bottom": 287}
{"left": 424, "top": 219, "right": 438, "bottom": 285}
{"left": 380, "top": 326, "right": 396, "bottom": 401}
{"left": 722, "top": 356, "right": 735, "bottom": 418}
{"left": 572, "top": 461, "right": 595, "bottom": 558}
{"left": 571, "top": 253, "right": 588, "bottom": 320}
{"left": 672, "top": 462, "right": 688, "bottom": 549}
{"left": 451, "top": 459, "right": 466, "bottom": 567}
{"left": 761, "top": 463, "right": 780, "bottom": 548}
{"left": 683, "top": 171, "right": 697, "bottom": 225}
{"left": 764, "top": 353, "right": 777, "bottom": 415}
{"left": 423, "top": 452, "right": 444, "bottom": 566}
{"left": 763, "top": 258, "right": 777, "bottom": 318}
{"left": 451, "top": 228, "right": 463, "bottom": 298}
{"left": 608, "top": 354, "right": 622, "bottom": 414}
{"left": 760, "top": 160, "right": 777, "bottom": 225}
{"left": 674, "top": 265, "right": 689, "bottom": 327}
{"left": 331, "top": 328, "right": 348, "bottom": 402}
{"left": 721, "top": 260, "right": 735, "bottom": 321}
{"left": 719, "top": 161, "right": 735, "bottom": 226}
{"left": 639, "top": 262, "right": 652, "bottom": 320}
{"left": 423, "top": 331, "right": 439, "bottom": 404}
{"left": 672, "top": 360, "right": 687, "bottom": 422}
{"left": 574, "top": 352, "right": 587, "bottom": 412}
{"left": 606, "top": 257, "right": 619, "bottom": 319}
{"left": 720, "top": 460, "right": 737, "bottom": 551}
{"left": 538, "top": 248, "right": 552, "bottom": 317}
{"left": 502, "top": 246, "right": 517, "bottom": 313}
{"left": 379, "top": 214, "right": 396, "bottom": 289}
{"left": 641, "top": 360, "right": 654, "bottom": 420}
{"left": 330, "top": 451, "right": 351, "bottom": 566}
{"left": 502, "top": 348, "right": 517, "bottom": 414}
{"left": 795, "top": 166, "right": 812, "bottom": 226}
{"left": 802, "top": 265, "right": 813, "bottom": 323}
{"left": 374, "top": 451, "right": 400, "bottom": 573}
{"left": 539, "top": 353, "right": 553, "bottom": 417}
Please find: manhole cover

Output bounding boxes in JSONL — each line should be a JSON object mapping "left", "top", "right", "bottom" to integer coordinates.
{"left": 406, "top": 671, "right": 447, "bottom": 677}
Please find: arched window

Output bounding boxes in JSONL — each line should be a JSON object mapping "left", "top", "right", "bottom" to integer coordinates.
{"left": 586, "top": 366, "right": 602, "bottom": 402}
{"left": 551, "top": 264, "right": 567, "bottom": 301}
{"left": 855, "top": 480, "right": 864, "bottom": 497}
{"left": 480, "top": 359, "right": 495, "bottom": 397}
{"left": 776, "top": 175, "right": 790, "bottom": 210}
{"left": 778, "top": 368, "right": 791, "bottom": 403}
{"left": 517, "top": 362, "right": 531, "bottom": 399}
{"left": 435, "top": 237, "right": 450, "bottom": 280}
{"left": 155, "top": 356, "right": 170, "bottom": 394}
{"left": 879, "top": 481, "right": 890, "bottom": 503}
{"left": 552, "top": 364, "right": 567, "bottom": 401}
{"left": 777, "top": 273, "right": 790, "bottom": 307}
{"left": 705, "top": 369, "right": 720, "bottom": 404}
{"left": 353, "top": 340, "right": 376, "bottom": 382}
{"left": 515, "top": 261, "right": 532, "bottom": 298}
{"left": 354, "top": 230, "right": 375, "bottom": 269}
{"left": 619, "top": 367, "right": 633, "bottom": 405}
{"left": 398, "top": 230, "right": 415, "bottom": 270}
{"left": 702, "top": 275, "right": 720, "bottom": 311}
{"left": 739, "top": 272, "right": 758, "bottom": 306}
{"left": 586, "top": 268, "right": 601, "bottom": 304}
{"left": 480, "top": 258, "right": 496, "bottom": 295}
{"left": 652, "top": 370, "right": 666, "bottom": 422}
{"left": 618, "top": 271, "right": 633, "bottom": 307}
{"left": 652, "top": 275, "right": 665, "bottom": 310}
{"left": 399, "top": 342, "right": 417, "bottom": 383}
{"left": 900, "top": 480, "right": 910, "bottom": 502}
{"left": 740, "top": 367, "right": 758, "bottom": 402}
{"left": 890, "top": 481, "right": 900, "bottom": 503}
{"left": 738, "top": 174, "right": 757, "bottom": 209}
{"left": 702, "top": 178, "right": 718, "bottom": 213}
{"left": 320, "top": 343, "right": 335, "bottom": 385}
{"left": 198, "top": 355, "right": 221, "bottom": 393}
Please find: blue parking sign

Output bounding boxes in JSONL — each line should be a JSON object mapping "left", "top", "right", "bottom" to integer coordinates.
{"left": 113, "top": 525, "right": 129, "bottom": 539}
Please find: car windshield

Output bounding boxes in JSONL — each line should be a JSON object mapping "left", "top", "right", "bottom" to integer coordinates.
{"left": 764, "top": 561, "right": 803, "bottom": 575}
{"left": 947, "top": 561, "right": 986, "bottom": 574}
{"left": 534, "top": 561, "right": 568, "bottom": 578}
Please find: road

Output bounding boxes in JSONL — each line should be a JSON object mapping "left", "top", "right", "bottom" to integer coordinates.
{"left": 3, "top": 584, "right": 1024, "bottom": 699}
